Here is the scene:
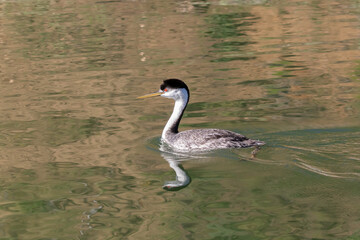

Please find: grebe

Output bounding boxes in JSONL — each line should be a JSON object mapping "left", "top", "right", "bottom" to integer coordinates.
{"left": 138, "top": 79, "right": 265, "bottom": 153}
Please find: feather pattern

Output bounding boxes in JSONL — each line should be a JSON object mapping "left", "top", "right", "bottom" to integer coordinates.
{"left": 163, "top": 128, "right": 264, "bottom": 151}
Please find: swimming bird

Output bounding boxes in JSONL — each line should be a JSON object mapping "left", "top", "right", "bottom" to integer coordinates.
{"left": 138, "top": 79, "right": 265, "bottom": 154}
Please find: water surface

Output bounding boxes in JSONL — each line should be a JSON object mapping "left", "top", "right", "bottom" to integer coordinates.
{"left": 0, "top": 0, "right": 360, "bottom": 239}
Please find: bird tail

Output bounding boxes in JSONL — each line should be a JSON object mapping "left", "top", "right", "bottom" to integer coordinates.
{"left": 253, "top": 140, "right": 265, "bottom": 146}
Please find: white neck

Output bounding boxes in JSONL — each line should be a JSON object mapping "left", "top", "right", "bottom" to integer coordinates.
{"left": 161, "top": 89, "right": 189, "bottom": 140}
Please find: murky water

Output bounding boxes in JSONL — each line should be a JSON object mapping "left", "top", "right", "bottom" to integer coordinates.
{"left": 0, "top": 0, "right": 360, "bottom": 239}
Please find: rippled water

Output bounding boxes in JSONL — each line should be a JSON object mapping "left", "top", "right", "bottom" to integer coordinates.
{"left": 0, "top": 0, "right": 360, "bottom": 239}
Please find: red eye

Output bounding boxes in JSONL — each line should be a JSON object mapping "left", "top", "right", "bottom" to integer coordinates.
{"left": 164, "top": 88, "right": 168, "bottom": 92}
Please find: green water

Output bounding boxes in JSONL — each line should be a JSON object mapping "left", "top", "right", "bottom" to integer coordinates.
{"left": 0, "top": 0, "right": 359, "bottom": 239}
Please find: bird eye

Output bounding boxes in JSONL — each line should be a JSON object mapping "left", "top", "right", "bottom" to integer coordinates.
{"left": 164, "top": 88, "right": 168, "bottom": 92}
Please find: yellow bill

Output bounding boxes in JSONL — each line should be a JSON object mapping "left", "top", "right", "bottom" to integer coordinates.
{"left": 137, "top": 91, "right": 163, "bottom": 99}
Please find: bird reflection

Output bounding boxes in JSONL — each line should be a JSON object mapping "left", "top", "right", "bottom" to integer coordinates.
{"left": 162, "top": 158, "right": 191, "bottom": 191}
{"left": 159, "top": 141, "right": 192, "bottom": 191}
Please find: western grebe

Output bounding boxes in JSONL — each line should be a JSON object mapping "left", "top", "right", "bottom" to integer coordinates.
{"left": 138, "top": 79, "right": 265, "bottom": 153}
